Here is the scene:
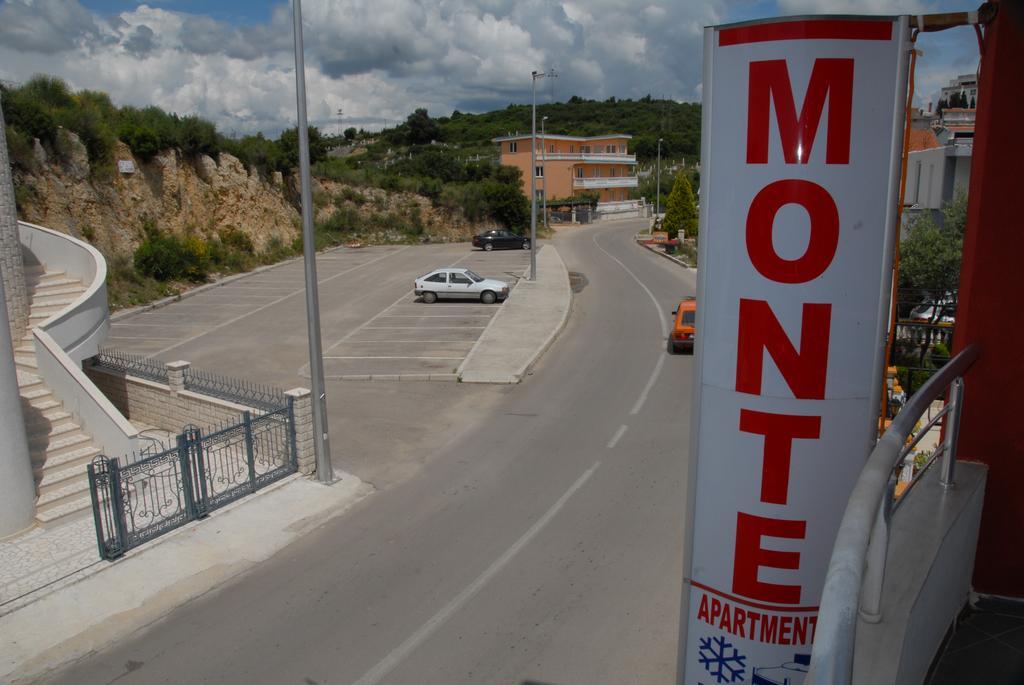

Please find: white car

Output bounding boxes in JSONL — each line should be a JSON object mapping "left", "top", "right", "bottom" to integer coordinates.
{"left": 414, "top": 268, "right": 510, "bottom": 304}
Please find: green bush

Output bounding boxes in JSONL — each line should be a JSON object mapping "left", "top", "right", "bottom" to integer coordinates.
{"left": 133, "top": 223, "right": 210, "bottom": 282}
{"left": 118, "top": 123, "right": 160, "bottom": 160}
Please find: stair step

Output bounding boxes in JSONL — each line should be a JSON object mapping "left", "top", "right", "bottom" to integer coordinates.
{"left": 28, "top": 312, "right": 51, "bottom": 321}
{"left": 16, "top": 369, "right": 42, "bottom": 388}
{"left": 24, "top": 266, "right": 65, "bottom": 278}
{"left": 29, "top": 284, "right": 85, "bottom": 298}
{"left": 31, "top": 297, "right": 81, "bottom": 312}
{"left": 15, "top": 355, "right": 38, "bottom": 369}
{"left": 36, "top": 475, "right": 90, "bottom": 507}
{"left": 32, "top": 444, "right": 101, "bottom": 472}
{"left": 29, "top": 431, "right": 91, "bottom": 459}
{"left": 24, "top": 408, "right": 73, "bottom": 430}
{"left": 15, "top": 343, "right": 34, "bottom": 354}
{"left": 23, "top": 264, "right": 46, "bottom": 275}
{"left": 20, "top": 384, "right": 53, "bottom": 400}
{"left": 35, "top": 495, "right": 93, "bottom": 526}
{"left": 35, "top": 459, "right": 91, "bottom": 495}
{"left": 27, "top": 397, "right": 62, "bottom": 412}
{"left": 26, "top": 419, "right": 81, "bottom": 442}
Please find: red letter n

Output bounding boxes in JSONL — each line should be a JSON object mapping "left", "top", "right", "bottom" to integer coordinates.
{"left": 736, "top": 299, "right": 831, "bottom": 399}
{"left": 747, "top": 58, "right": 854, "bottom": 164}
{"left": 739, "top": 409, "right": 821, "bottom": 504}
{"left": 733, "top": 512, "right": 806, "bottom": 604}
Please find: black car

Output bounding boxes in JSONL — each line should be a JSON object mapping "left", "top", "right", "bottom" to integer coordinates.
{"left": 472, "top": 229, "right": 531, "bottom": 251}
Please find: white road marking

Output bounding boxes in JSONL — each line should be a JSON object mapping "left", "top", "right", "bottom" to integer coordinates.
{"left": 592, "top": 231, "right": 670, "bottom": 416}
{"left": 351, "top": 461, "right": 602, "bottom": 685}
{"left": 148, "top": 247, "right": 409, "bottom": 356}
{"left": 375, "top": 314, "right": 495, "bottom": 318}
{"left": 607, "top": 424, "right": 628, "bottom": 449}
{"left": 337, "top": 340, "right": 476, "bottom": 344}
{"left": 630, "top": 354, "right": 665, "bottom": 415}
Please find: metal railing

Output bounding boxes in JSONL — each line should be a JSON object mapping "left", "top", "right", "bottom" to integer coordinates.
{"left": 573, "top": 176, "right": 639, "bottom": 189}
{"left": 88, "top": 403, "right": 297, "bottom": 560}
{"left": 93, "top": 347, "right": 169, "bottom": 384}
{"left": 807, "top": 344, "right": 980, "bottom": 684}
{"left": 183, "top": 366, "right": 285, "bottom": 413}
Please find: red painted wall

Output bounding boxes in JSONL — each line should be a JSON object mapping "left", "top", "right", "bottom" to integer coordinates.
{"left": 952, "top": 1, "right": 1024, "bottom": 597}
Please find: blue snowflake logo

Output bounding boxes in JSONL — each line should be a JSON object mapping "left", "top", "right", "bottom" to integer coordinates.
{"left": 698, "top": 634, "right": 747, "bottom": 683}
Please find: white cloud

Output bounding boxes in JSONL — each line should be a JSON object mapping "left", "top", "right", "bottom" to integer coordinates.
{"left": 0, "top": 0, "right": 977, "bottom": 135}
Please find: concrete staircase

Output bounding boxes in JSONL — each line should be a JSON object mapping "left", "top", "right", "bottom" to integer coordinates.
{"left": 14, "top": 265, "right": 101, "bottom": 527}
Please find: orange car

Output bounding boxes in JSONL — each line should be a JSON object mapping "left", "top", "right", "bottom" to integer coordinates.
{"left": 668, "top": 296, "right": 697, "bottom": 354}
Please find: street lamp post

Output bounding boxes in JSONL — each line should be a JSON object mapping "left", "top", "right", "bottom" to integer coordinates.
{"left": 291, "top": 0, "right": 333, "bottom": 483}
{"left": 541, "top": 115, "right": 548, "bottom": 230}
{"left": 529, "top": 69, "right": 556, "bottom": 281}
{"left": 656, "top": 137, "right": 663, "bottom": 219}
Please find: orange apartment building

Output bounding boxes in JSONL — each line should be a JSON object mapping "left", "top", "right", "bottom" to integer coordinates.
{"left": 492, "top": 133, "right": 638, "bottom": 206}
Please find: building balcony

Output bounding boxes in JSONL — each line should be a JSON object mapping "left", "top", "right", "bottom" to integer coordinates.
{"left": 573, "top": 176, "right": 639, "bottom": 189}
{"left": 541, "top": 152, "right": 637, "bottom": 164}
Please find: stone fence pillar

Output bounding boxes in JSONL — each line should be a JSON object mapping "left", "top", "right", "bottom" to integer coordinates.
{"left": 285, "top": 388, "right": 315, "bottom": 476}
{"left": 165, "top": 360, "right": 190, "bottom": 395}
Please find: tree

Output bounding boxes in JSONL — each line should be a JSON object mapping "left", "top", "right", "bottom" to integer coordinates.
{"left": 405, "top": 108, "right": 440, "bottom": 145}
{"left": 662, "top": 171, "right": 698, "bottom": 240}
{"left": 898, "top": 191, "right": 967, "bottom": 366}
{"left": 277, "top": 125, "right": 327, "bottom": 170}
{"left": 343, "top": 127, "right": 357, "bottom": 141}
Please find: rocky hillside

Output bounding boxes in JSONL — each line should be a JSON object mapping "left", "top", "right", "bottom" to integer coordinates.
{"left": 13, "top": 132, "right": 487, "bottom": 259}
{"left": 15, "top": 133, "right": 299, "bottom": 256}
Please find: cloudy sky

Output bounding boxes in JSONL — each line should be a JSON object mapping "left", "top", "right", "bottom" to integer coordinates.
{"left": 0, "top": 0, "right": 981, "bottom": 137}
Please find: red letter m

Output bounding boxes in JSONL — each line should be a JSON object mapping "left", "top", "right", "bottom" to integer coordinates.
{"left": 747, "top": 58, "right": 854, "bottom": 164}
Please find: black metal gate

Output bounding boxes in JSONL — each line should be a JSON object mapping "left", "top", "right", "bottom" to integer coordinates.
{"left": 88, "top": 403, "right": 298, "bottom": 560}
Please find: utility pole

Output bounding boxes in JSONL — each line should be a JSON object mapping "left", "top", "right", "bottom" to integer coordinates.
{"left": 529, "top": 68, "right": 556, "bottom": 281}
{"left": 656, "top": 138, "right": 663, "bottom": 219}
{"left": 291, "top": 0, "right": 333, "bottom": 483}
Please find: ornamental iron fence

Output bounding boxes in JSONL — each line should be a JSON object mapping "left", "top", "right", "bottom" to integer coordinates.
{"left": 183, "top": 367, "right": 286, "bottom": 414}
{"left": 88, "top": 402, "right": 297, "bottom": 560}
{"left": 92, "top": 348, "right": 286, "bottom": 413}
{"left": 93, "top": 348, "right": 169, "bottom": 384}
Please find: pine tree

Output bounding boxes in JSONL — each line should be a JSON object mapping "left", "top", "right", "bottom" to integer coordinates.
{"left": 662, "top": 171, "right": 698, "bottom": 241}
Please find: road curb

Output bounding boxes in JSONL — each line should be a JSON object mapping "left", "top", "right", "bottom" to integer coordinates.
{"left": 458, "top": 245, "right": 571, "bottom": 384}
{"left": 635, "top": 239, "right": 697, "bottom": 272}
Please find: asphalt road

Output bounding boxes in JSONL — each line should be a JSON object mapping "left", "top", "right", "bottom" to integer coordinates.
{"left": 45, "top": 218, "right": 698, "bottom": 685}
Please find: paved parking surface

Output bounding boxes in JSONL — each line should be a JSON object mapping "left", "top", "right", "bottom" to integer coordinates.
{"left": 107, "top": 243, "right": 531, "bottom": 382}
{"left": 318, "top": 250, "right": 530, "bottom": 380}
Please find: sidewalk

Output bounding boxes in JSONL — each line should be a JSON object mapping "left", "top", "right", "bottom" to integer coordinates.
{"left": 0, "top": 472, "right": 368, "bottom": 685}
{"left": 458, "top": 245, "right": 571, "bottom": 384}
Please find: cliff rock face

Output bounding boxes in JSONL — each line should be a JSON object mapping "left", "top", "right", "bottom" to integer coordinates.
{"left": 15, "top": 134, "right": 299, "bottom": 255}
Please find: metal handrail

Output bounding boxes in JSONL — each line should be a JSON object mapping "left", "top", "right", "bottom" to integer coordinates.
{"left": 807, "top": 344, "right": 980, "bottom": 685}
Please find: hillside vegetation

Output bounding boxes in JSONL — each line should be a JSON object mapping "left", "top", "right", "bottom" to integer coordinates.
{"left": 3, "top": 75, "right": 701, "bottom": 308}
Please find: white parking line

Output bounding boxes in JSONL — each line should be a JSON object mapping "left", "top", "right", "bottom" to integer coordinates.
{"left": 376, "top": 315, "right": 495, "bottom": 319}
{"left": 149, "top": 246, "right": 410, "bottom": 356}
{"left": 361, "top": 326, "right": 487, "bottom": 330}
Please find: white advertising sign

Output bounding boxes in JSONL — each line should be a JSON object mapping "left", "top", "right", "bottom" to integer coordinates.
{"left": 683, "top": 16, "right": 909, "bottom": 685}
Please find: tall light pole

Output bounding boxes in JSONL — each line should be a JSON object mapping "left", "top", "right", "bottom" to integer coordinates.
{"left": 529, "top": 68, "right": 556, "bottom": 281}
{"left": 541, "top": 115, "right": 548, "bottom": 230}
{"left": 292, "top": 0, "right": 333, "bottom": 483}
{"left": 656, "top": 137, "right": 663, "bottom": 219}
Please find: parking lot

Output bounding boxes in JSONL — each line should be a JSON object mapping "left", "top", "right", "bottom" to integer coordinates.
{"left": 107, "top": 243, "right": 532, "bottom": 383}
{"left": 318, "top": 249, "right": 530, "bottom": 380}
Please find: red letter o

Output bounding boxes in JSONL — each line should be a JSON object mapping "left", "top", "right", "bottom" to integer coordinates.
{"left": 746, "top": 180, "right": 839, "bottom": 283}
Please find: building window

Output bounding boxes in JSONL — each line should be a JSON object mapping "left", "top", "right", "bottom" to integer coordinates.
{"left": 508, "top": 141, "right": 517, "bottom": 153}
{"left": 549, "top": 144, "right": 556, "bottom": 153}
{"left": 575, "top": 167, "right": 583, "bottom": 178}
{"left": 569, "top": 144, "right": 575, "bottom": 153}
{"left": 581, "top": 145, "right": 591, "bottom": 154}
{"left": 535, "top": 166, "right": 543, "bottom": 178}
